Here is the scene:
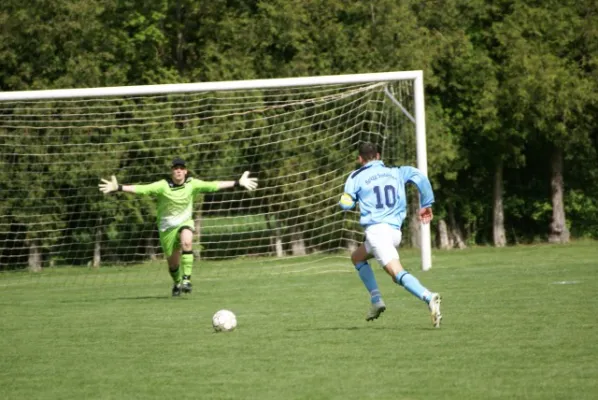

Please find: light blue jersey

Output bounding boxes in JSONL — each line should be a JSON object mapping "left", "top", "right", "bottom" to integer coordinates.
{"left": 341, "top": 160, "right": 434, "bottom": 229}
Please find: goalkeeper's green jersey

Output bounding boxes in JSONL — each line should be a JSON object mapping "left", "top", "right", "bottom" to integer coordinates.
{"left": 134, "top": 177, "right": 219, "bottom": 232}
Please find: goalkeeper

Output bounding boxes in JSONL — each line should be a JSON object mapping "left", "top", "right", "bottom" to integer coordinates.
{"left": 99, "top": 158, "right": 258, "bottom": 296}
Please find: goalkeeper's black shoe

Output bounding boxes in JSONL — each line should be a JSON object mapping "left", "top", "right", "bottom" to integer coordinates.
{"left": 172, "top": 283, "right": 182, "bottom": 297}
{"left": 182, "top": 277, "right": 193, "bottom": 294}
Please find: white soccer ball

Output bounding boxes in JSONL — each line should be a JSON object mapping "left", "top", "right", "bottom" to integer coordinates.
{"left": 212, "top": 309, "right": 237, "bottom": 332}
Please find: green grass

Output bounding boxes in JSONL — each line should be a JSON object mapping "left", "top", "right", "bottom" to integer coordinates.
{"left": 1, "top": 241, "right": 597, "bottom": 400}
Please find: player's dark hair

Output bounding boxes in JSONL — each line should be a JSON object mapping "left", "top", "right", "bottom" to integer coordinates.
{"left": 358, "top": 142, "right": 379, "bottom": 161}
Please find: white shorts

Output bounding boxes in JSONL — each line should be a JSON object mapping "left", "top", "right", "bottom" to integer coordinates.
{"left": 364, "top": 223, "right": 403, "bottom": 267}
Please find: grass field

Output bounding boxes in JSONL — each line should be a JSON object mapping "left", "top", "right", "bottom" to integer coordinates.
{"left": 1, "top": 241, "right": 597, "bottom": 399}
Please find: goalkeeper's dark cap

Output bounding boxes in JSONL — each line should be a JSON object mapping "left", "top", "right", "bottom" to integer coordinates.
{"left": 171, "top": 158, "right": 187, "bottom": 168}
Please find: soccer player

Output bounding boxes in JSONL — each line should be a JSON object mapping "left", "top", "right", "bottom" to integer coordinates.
{"left": 99, "top": 158, "right": 258, "bottom": 296}
{"left": 339, "top": 142, "right": 442, "bottom": 328}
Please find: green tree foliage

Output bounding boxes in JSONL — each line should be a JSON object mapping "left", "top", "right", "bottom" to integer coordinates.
{"left": 1, "top": 0, "right": 597, "bottom": 269}
{"left": 493, "top": 0, "right": 598, "bottom": 241}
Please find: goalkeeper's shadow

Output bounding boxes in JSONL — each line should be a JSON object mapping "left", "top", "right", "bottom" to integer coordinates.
{"left": 114, "top": 295, "right": 180, "bottom": 301}
{"left": 58, "top": 295, "right": 172, "bottom": 304}
{"left": 60, "top": 295, "right": 188, "bottom": 304}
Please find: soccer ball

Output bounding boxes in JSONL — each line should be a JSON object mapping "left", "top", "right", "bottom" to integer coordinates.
{"left": 212, "top": 309, "right": 237, "bottom": 332}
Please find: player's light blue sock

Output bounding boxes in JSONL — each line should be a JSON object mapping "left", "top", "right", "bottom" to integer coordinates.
{"left": 395, "top": 270, "right": 432, "bottom": 303}
{"left": 355, "top": 261, "right": 382, "bottom": 304}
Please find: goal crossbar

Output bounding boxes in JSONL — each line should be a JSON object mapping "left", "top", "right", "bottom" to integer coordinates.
{"left": 0, "top": 71, "right": 423, "bottom": 101}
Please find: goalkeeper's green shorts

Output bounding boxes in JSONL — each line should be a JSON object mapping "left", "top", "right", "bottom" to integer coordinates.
{"left": 159, "top": 221, "right": 194, "bottom": 257}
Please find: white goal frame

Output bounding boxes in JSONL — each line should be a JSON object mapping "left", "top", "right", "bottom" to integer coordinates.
{"left": 0, "top": 71, "right": 432, "bottom": 270}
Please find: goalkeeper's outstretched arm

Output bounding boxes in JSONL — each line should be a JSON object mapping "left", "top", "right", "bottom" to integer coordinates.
{"left": 99, "top": 176, "right": 162, "bottom": 194}
{"left": 99, "top": 171, "right": 258, "bottom": 195}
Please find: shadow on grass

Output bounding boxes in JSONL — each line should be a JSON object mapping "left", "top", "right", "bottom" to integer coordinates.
{"left": 59, "top": 295, "right": 181, "bottom": 303}
{"left": 287, "top": 326, "right": 398, "bottom": 332}
{"left": 115, "top": 295, "right": 178, "bottom": 300}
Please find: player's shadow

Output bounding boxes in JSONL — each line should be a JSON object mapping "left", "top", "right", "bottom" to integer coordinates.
{"left": 287, "top": 326, "right": 397, "bottom": 332}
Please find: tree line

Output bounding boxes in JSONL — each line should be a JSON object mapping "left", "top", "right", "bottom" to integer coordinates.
{"left": 0, "top": 0, "right": 596, "bottom": 270}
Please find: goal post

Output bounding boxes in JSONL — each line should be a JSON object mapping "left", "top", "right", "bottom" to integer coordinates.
{"left": 0, "top": 71, "right": 432, "bottom": 272}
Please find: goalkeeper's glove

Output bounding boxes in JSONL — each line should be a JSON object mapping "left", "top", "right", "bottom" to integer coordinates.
{"left": 99, "top": 175, "right": 119, "bottom": 194}
{"left": 238, "top": 171, "right": 258, "bottom": 191}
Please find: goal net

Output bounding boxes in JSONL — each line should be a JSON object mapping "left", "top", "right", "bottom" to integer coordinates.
{"left": 0, "top": 72, "right": 430, "bottom": 280}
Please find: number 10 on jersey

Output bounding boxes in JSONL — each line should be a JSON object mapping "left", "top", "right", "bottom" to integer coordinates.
{"left": 373, "top": 185, "right": 397, "bottom": 209}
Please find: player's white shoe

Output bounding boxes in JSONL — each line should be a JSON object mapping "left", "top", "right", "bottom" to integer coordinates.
{"left": 428, "top": 293, "right": 442, "bottom": 328}
{"left": 366, "top": 300, "right": 386, "bottom": 321}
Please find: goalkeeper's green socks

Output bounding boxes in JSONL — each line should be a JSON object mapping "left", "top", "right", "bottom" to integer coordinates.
{"left": 181, "top": 251, "right": 194, "bottom": 279}
{"left": 169, "top": 265, "right": 182, "bottom": 283}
